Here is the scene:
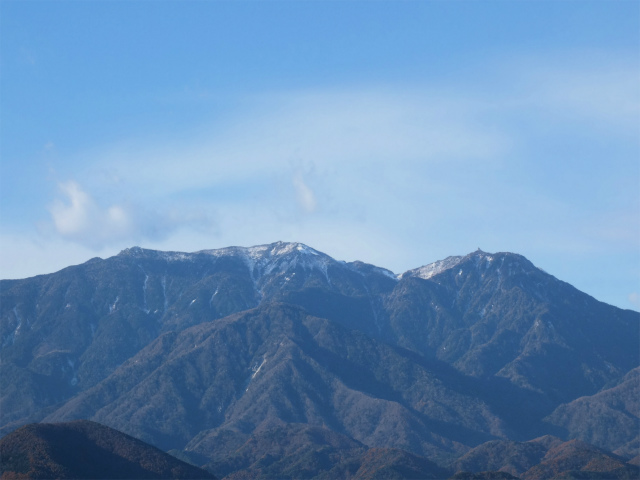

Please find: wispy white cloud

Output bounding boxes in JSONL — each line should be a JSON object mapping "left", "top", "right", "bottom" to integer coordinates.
{"left": 292, "top": 171, "right": 317, "bottom": 214}
{"left": 48, "top": 181, "right": 133, "bottom": 247}
{"left": 48, "top": 181, "right": 217, "bottom": 249}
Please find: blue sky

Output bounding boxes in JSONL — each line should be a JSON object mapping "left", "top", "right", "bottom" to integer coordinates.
{"left": 1, "top": 1, "right": 638, "bottom": 311}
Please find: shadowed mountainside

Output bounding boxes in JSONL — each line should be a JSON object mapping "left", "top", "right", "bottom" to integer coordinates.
{"left": 0, "top": 419, "right": 215, "bottom": 479}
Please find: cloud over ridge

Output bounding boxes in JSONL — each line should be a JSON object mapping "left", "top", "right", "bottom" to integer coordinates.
{"left": 48, "top": 181, "right": 217, "bottom": 249}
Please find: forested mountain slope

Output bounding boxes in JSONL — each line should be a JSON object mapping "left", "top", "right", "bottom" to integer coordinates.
{"left": 1, "top": 242, "right": 638, "bottom": 478}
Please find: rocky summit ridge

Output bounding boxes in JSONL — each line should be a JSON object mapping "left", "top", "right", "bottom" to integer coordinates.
{"left": 1, "top": 241, "right": 638, "bottom": 479}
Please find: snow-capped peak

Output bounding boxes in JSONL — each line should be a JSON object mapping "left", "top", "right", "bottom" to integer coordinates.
{"left": 401, "top": 249, "right": 551, "bottom": 284}
{"left": 248, "top": 241, "right": 322, "bottom": 259}
{"left": 400, "top": 250, "right": 501, "bottom": 280}
{"left": 400, "top": 255, "right": 464, "bottom": 280}
{"left": 198, "top": 241, "right": 333, "bottom": 281}
{"left": 118, "top": 246, "right": 194, "bottom": 262}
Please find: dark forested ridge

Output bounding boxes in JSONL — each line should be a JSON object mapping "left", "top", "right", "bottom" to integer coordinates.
{"left": 0, "top": 419, "right": 215, "bottom": 479}
{"left": 1, "top": 242, "right": 638, "bottom": 478}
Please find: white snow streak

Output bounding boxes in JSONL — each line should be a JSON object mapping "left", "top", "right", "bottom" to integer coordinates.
{"left": 142, "top": 273, "right": 150, "bottom": 314}
{"left": 161, "top": 276, "right": 168, "bottom": 312}
{"left": 245, "top": 357, "right": 267, "bottom": 392}
{"left": 109, "top": 296, "right": 119, "bottom": 314}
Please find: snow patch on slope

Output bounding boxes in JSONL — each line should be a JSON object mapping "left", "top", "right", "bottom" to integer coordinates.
{"left": 366, "top": 265, "right": 398, "bottom": 280}
{"left": 244, "top": 356, "right": 267, "bottom": 392}
{"left": 400, "top": 255, "right": 464, "bottom": 280}
{"left": 199, "top": 241, "right": 334, "bottom": 283}
{"left": 119, "top": 246, "right": 193, "bottom": 262}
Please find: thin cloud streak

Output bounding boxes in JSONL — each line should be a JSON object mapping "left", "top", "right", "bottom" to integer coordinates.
{"left": 93, "top": 87, "right": 511, "bottom": 197}
{"left": 81, "top": 59, "right": 638, "bottom": 203}
{"left": 292, "top": 172, "right": 317, "bottom": 214}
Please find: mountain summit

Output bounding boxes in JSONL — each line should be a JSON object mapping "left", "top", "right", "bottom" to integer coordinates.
{"left": 1, "top": 242, "right": 638, "bottom": 478}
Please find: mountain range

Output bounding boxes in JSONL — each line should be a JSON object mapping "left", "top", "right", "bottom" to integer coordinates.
{"left": 1, "top": 241, "right": 638, "bottom": 478}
